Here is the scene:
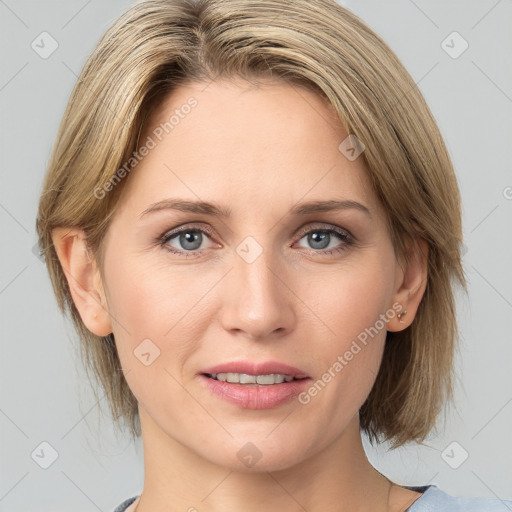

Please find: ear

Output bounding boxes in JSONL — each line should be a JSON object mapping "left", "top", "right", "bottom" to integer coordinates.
{"left": 387, "top": 236, "right": 428, "bottom": 332}
{"left": 51, "top": 227, "right": 112, "bottom": 337}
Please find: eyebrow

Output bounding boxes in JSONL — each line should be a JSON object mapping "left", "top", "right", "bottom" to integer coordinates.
{"left": 139, "top": 198, "right": 372, "bottom": 220}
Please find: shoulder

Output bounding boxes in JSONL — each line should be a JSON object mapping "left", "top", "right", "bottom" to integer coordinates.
{"left": 406, "top": 485, "right": 512, "bottom": 511}
{"left": 112, "top": 496, "right": 139, "bottom": 512}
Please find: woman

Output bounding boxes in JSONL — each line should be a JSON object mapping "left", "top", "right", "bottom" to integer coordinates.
{"left": 36, "top": 0, "right": 511, "bottom": 510}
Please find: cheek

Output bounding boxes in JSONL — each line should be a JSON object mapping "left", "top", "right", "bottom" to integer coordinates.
{"left": 301, "top": 253, "right": 395, "bottom": 348}
{"left": 102, "top": 253, "right": 216, "bottom": 374}
{"left": 294, "top": 253, "right": 394, "bottom": 415}
{"left": 104, "top": 261, "right": 169, "bottom": 338}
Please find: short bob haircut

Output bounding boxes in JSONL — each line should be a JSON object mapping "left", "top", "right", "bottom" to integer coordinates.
{"left": 36, "top": 0, "right": 466, "bottom": 448}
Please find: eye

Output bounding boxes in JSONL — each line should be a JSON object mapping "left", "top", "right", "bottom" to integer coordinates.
{"left": 294, "top": 225, "right": 353, "bottom": 255}
{"left": 159, "top": 224, "right": 218, "bottom": 256}
{"left": 158, "top": 223, "right": 354, "bottom": 258}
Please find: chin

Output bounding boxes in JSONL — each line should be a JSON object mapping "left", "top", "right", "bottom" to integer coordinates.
{"left": 197, "top": 431, "right": 316, "bottom": 474}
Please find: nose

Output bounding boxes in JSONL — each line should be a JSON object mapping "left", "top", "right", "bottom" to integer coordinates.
{"left": 219, "top": 244, "right": 296, "bottom": 342}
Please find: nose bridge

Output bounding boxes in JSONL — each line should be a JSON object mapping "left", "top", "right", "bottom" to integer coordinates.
{"left": 221, "top": 234, "right": 294, "bottom": 339}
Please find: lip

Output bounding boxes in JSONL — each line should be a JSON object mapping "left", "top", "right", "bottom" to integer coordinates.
{"left": 200, "top": 360, "right": 310, "bottom": 379}
{"left": 198, "top": 360, "right": 311, "bottom": 410}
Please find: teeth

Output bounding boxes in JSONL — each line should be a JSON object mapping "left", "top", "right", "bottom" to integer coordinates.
{"left": 240, "top": 373, "right": 257, "bottom": 384}
{"left": 210, "top": 373, "right": 296, "bottom": 385}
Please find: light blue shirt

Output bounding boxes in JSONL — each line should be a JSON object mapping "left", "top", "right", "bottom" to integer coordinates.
{"left": 405, "top": 485, "right": 512, "bottom": 511}
{"left": 113, "top": 485, "right": 512, "bottom": 511}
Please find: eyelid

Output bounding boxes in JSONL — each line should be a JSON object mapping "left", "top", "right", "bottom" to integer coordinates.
{"left": 293, "top": 222, "right": 353, "bottom": 241}
{"left": 160, "top": 222, "right": 217, "bottom": 242}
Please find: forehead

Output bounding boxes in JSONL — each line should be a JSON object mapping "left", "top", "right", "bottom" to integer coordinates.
{"left": 118, "top": 79, "right": 380, "bottom": 220}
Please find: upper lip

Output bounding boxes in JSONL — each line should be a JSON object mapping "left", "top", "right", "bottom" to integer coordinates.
{"left": 200, "top": 361, "right": 310, "bottom": 379}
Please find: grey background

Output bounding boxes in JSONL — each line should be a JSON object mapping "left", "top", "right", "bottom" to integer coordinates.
{"left": 0, "top": 0, "right": 511, "bottom": 511}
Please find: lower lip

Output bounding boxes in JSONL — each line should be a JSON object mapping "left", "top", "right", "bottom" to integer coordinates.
{"left": 199, "top": 375, "right": 311, "bottom": 409}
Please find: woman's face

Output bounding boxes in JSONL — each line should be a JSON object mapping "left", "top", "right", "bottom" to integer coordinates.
{"left": 99, "top": 79, "right": 405, "bottom": 471}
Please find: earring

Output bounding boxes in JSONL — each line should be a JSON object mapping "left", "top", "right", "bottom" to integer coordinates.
{"left": 397, "top": 309, "right": 408, "bottom": 323}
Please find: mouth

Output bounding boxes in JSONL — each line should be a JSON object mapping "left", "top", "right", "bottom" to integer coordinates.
{"left": 199, "top": 360, "right": 310, "bottom": 383}
{"left": 198, "top": 361, "right": 311, "bottom": 409}
{"left": 203, "top": 372, "right": 308, "bottom": 385}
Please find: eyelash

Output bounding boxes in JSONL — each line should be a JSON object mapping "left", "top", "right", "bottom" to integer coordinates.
{"left": 158, "top": 223, "right": 354, "bottom": 258}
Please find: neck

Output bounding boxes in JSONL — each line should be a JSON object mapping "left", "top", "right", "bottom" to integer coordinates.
{"left": 134, "top": 411, "right": 394, "bottom": 512}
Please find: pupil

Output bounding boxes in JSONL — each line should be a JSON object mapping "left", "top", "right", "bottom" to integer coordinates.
{"left": 309, "top": 231, "right": 329, "bottom": 249}
{"left": 181, "top": 231, "right": 201, "bottom": 250}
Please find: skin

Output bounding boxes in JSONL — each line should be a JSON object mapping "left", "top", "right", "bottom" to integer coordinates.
{"left": 53, "top": 78, "right": 428, "bottom": 512}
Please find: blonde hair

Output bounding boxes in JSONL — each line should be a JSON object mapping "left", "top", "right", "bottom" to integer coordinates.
{"left": 36, "top": 0, "right": 466, "bottom": 447}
